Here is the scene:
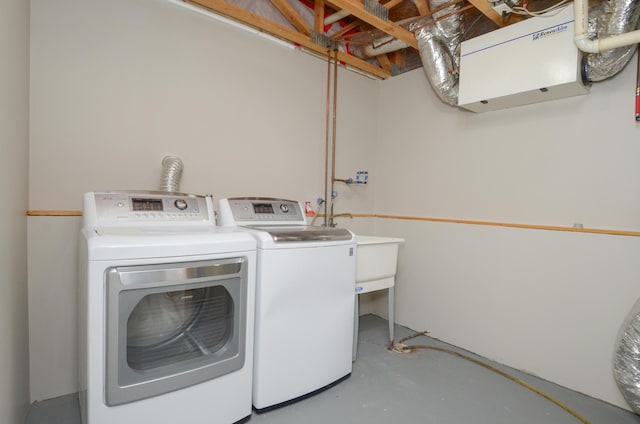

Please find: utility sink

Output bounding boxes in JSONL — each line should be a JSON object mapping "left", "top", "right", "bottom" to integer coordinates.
{"left": 353, "top": 235, "right": 404, "bottom": 359}
{"left": 356, "top": 235, "right": 404, "bottom": 294}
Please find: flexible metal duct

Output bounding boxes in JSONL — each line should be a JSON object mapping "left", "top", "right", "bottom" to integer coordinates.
{"left": 613, "top": 299, "right": 640, "bottom": 413}
{"left": 413, "top": 0, "right": 464, "bottom": 106}
{"left": 159, "top": 155, "right": 183, "bottom": 192}
{"left": 584, "top": 0, "right": 640, "bottom": 82}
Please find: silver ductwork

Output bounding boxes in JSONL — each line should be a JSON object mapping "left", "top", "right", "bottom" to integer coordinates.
{"left": 412, "top": 0, "right": 640, "bottom": 107}
{"left": 413, "top": 0, "right": 464, "bottom": 106}
{"left": 614, "top": 298, "right": 640, "bottom": 413}
{"left": 159, "top": 155, "right": 184, "bottom": 192}
{"left": 584, "top": 0, "right": 640, "bottom": 82}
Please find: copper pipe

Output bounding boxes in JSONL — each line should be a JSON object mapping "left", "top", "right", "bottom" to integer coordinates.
{"left": 636, "top": 45, "right": 640, "bottom": 121}
{"left": 330, "top": 47, "right": 339, "bottom": 225}
{"left": 324, "top": 49, "right": 332, "bottom": 227}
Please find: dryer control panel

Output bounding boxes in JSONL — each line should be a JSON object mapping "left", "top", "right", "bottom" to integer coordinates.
{"left": 83, "top": 191, "right": 214, "bottom": 227}
{"left": 218, "top": 198, "right": 305, "bottom": 226}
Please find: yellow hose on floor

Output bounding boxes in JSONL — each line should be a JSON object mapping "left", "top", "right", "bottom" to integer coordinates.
{"left": 389, "top": 333, "right": 591, "bottom": 424}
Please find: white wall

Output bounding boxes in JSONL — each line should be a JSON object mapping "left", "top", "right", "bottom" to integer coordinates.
{"left": 29, "top": 0, "right": 378, "bottom": 212}
{"left": 28, "top": 0, "right": 378, "bottom": 401}
{"left": 28, "top": 216, "right": 81, "bottom": 402}
{"left": 1, "top": 0, "right": 30, "bottom": 422}
{"left": 373, "top": 64, "right": 640, "bottom": 409}
{"left": 376, "top": 67, "right": 640, "bottom": 230}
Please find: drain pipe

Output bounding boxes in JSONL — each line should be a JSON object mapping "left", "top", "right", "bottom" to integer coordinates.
{"left": 575, "top": 0, "right": 640, "bottom": 53}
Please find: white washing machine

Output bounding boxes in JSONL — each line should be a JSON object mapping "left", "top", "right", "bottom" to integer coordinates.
{"left": 218, "top": 197, "right": 356, "bottom": 410}
{"left": 78, "top": 191, "right": 256, "bottom": 424}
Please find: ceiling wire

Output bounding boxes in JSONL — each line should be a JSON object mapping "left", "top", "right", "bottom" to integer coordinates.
{"left": 461, "top": 10, "right": 487, "bottom": 42}
{"left": 511, "top": 0, "right": 571, "bottom": 16}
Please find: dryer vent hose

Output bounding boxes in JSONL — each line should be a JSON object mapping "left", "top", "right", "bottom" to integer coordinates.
{"left": 159, "top": 155, "right": 184, "bottom": 193}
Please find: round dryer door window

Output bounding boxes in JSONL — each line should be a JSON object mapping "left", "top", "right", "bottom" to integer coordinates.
{"left": 126, "top": 286, "right": 233, "bottom": 371}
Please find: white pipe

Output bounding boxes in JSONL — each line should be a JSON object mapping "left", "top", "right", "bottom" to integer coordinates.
{"left": 363, "top": 39, "right": 409, "bottom": 57}
{"left": 599, "top": 30, "right": 640, "bottom": 51}
{"left": 574, "top": 0, "right": 640, "bottom": 53}
{"left": 325, "top": 10, "right": 351, "bottom": 25}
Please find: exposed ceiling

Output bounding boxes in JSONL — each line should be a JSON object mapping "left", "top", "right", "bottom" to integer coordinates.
{"left": 181, "top": 0, "right": 537, "bottom": 78}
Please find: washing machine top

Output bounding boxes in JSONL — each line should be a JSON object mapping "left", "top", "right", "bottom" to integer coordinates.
{"left": 217, "top": 197, "right": 354, "bottom": 248}
{"left": 242, "top": 225, "right": 352, "bottom": 243}
{"left": 218, "top": 197, "right": 306, "bottom": 226}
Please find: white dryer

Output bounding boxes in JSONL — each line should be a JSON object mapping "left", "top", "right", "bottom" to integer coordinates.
{"left": 218, "top": 197, "right": 356, "bottom": 410}
{"left": 78, "top": 191, "right": 256, "bottom": 424}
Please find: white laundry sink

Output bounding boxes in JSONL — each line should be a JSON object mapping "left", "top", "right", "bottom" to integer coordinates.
{"left": 356, "top": 236, "right": 404, "bottom": 293}
{"left": 353, "top": 235, "right": 404, "bottom": 357}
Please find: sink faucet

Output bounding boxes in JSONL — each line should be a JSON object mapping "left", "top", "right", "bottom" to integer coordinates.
{"left": 328, "top": 213, "right": 353, "bottom": 227}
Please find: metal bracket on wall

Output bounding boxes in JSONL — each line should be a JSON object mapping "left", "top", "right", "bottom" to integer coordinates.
{"left": 364, "top": 0, "right": 389, "bottom": 21}
{"left": 310, "top": 31, "right": 339, "bottom": 50}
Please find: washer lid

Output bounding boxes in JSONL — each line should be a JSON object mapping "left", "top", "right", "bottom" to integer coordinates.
{"left": 244, "top": 225, "right": 352, "bottom": 243}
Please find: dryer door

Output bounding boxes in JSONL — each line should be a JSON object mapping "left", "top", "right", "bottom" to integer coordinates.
{"left": 105, "top": 258, "right": 248, "bottom": 406}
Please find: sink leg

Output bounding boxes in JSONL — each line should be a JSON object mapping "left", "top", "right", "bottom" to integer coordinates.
{"left": 388, "top": 287, "right": 394, "bottom": 344}
{"left": 353, "top": 294, "right": 359, "bottom": 362}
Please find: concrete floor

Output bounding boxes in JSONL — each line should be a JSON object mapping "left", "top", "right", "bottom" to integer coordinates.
{"left": 27, "top": 314, "right": 640, "bottom": 424}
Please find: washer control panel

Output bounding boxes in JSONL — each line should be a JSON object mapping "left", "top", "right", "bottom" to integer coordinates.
{"left": 83, "top": 191, "right": 214, "bottom": 227}
{"left": 218, "top": 197, "right": 305, "bottom": 226}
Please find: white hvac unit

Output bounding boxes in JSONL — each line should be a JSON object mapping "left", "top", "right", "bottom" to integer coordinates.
{"left": 458, "top": 4, "right": 590, "bottom": 113}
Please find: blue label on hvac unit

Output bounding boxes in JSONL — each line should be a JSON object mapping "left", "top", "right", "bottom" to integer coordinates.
{"left": 532, "top": 23, "right": 569, "bottom": 41}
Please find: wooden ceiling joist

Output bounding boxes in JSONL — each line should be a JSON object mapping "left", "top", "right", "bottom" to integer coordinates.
{"left": 314, "top": 0, "right": 325, "bottom": 33}
{"left": 185, "top": 0, "right": 391, "bottom": 78}
{"left": 383, "top": 0, "right": 406, "bottom": 9}
{"left": 269, "top": 0, "right": 311, "bottom": 35}
{"left": 411, "top": 0, "right": 430, "bottom": 16}
{"left": 180, "top": 0, "right": 535, "bottom": 79}
{"left": 326, "top": 0, "right": 419, "bottom": 49}
{"left": 466, "top": 0, "right": 523, "bottom": 26}
{"left": 330, "top": 21, "right": 359, "bottom": 39}
{"left": 376, "top": 54, "right": 392, "bottom": 73}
